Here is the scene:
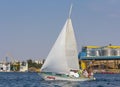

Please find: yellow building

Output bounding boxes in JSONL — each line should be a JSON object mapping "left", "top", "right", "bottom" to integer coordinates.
{"left": 79, "top": 45, "right": 120, "bottom": 73}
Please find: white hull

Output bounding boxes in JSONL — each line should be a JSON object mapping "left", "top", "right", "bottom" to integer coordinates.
{"left": 39, "top": 73, "right": 96, "bottom": 81}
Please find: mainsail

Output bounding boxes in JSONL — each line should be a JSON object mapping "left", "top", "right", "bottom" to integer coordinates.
{"left": 65, "top": 18, "right": 79, "bottom": 71}
{"left": 41, "top": 6, "right": 79, "bottom": 74}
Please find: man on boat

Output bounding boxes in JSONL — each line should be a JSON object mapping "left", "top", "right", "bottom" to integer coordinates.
{"left": 82, "top": 68, "right": 94, "bottom": 78}
{"left": 82, "top": 69, "right": 89, "bottom": 77}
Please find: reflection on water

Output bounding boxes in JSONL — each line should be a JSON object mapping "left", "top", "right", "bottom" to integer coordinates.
{"left": 40, "top": 80, "right": 81, "bottom": 87}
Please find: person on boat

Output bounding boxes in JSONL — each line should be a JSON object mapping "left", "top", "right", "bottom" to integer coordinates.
{"left": 82, "top": 69, "right": 88, "bottom": 77}
{"left": 87, "top": 68, "right": 94, "bottom": 78}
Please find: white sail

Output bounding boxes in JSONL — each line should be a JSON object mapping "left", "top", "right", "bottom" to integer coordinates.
{"left": 41, "top": 18, "right": 79, "bottom": 74}
{"left": 65, "top": 18, "right": 79, "bottom": 70}
{"left": 41, "top": 20, "right": 69, "bottom": 74}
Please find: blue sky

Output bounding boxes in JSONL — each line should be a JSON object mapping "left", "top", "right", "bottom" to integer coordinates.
{"left": 0, "top": 0, "right": 120, "bottom": 61}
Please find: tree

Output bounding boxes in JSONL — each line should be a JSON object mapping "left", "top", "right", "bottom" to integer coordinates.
{"left": 27, "top": 59, "right": 43, "bottom": 69}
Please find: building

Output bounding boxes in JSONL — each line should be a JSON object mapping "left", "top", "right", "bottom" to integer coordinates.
{"left": 0, "top": 63, "right": 11, "bottom": 72}
{"left": 33, "top": 59, "right": 44, "bottom": 64}
{"left": 20, "top": 61, "right": 28, "bottom": 72}
{"left": 79, "top": 45, "right": 120, "bottom": 73}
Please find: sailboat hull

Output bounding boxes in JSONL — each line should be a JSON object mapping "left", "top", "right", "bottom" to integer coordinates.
{"left": 39, "top": 73, "right": 96, "bottom": 81}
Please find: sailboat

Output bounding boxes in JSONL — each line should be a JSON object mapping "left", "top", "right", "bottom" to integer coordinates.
{"left": 39, "top": 5, "right": 95, "bottom": 81}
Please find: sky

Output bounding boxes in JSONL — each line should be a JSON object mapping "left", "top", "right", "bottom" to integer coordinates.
{"left": 0, "top": 0, "right": 120, "bottom": 61}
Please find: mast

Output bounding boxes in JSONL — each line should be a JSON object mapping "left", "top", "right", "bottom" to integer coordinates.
{"left": 68, "top": 4, "right": 73, "bottom": 19}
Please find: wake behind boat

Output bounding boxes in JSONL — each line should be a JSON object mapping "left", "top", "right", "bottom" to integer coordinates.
{"left": 39, "top": 5, "right": 95, "bottom": 81}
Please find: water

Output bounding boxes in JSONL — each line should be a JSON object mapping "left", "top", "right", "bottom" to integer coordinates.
{"left": 0, "top": 72, "right": 120, "bottom": 87}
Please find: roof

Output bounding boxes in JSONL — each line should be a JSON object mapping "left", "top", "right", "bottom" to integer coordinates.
{"left": 107, "top": 46, "right": 120, "bottom": 49}
{"left": 83, "top": 46, "right": 100, "bottom": 49}
{"left": 80, "top": 56, "right": 120, "bottom": 60}
{"left": 83, "top": 45, "right": 120, "bottom": 49}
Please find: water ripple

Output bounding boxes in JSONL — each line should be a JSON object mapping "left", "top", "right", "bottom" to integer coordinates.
{"left": 0, "top": 72, "right": 120, "bottom": 87}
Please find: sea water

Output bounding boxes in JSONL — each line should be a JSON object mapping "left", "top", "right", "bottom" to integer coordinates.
{"left": 0, "top": 72, "right": 120, "bottom": 87}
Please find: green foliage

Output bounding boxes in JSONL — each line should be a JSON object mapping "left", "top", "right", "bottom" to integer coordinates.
{"left": 27, "top": 59, "right": 42, "bottom": 69}
{"left": 10, "top": 62, "right": 20, "bottom": 71}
